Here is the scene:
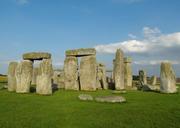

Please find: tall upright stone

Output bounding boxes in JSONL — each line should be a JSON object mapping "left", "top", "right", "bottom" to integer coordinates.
{"left": 64, "top": 56, "right": 79, "bottom": 90}
{"left": 160, "top": 62, "right": 177, "bottom": 93}
{"left": 32, "top": 67, "right": 38, "bottom": 85}
{"left": 15, "top": 60, "right": 33, "bottom": 93}
{"left": 139, "top": 70, "right": 147, "bottom": 85}
{"left": 36, "top": 59, "right": 53, "bottom": 95}
{"left": 150, "top": 75, "right": 157, "bottom": 86}
{"left": 8, "top": 62, "right": 18, "bottom": 92}
{"left": 124, "top": 57, "right": 132, "bottom": 88}
{"left": 96, "top": 63, "right": 107, "bottom": 90}
{"left": 114, "top": 49, "right": 125, "bottom": 90}
{"left": 80, "top": 55, "right": 96, "bottom": 91}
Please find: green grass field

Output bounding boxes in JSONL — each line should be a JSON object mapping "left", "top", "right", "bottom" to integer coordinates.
{"left": 0, "top": 81, "right": 179, "bottom": 128}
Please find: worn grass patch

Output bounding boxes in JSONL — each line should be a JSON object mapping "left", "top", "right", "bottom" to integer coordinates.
{"left": 0, "top": 83, "right": 179, "bottom": 128}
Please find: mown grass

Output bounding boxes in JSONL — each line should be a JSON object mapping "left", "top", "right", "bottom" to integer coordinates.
{"left": 0, "top": 82, "right": 179, "bottom": 128}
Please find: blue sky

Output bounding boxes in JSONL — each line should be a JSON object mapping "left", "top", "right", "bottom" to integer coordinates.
{"left": 0, "top": 0, "right": 180, "bottom": 76}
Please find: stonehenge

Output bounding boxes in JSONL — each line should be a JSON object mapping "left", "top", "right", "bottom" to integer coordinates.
{"left": 6, "top": 48, "right": 178, "bottom": 95}
{"left": 114, "top": 49, "right": 125, "bottom": 90}
{"left": 7, "top": 52, "right": 53, "bottom": 95}
{"left": 64, "top": 48, "right": 97, "bottom": 91}
{"left": 160, "top": 62, "right": 177, "bottom": 93}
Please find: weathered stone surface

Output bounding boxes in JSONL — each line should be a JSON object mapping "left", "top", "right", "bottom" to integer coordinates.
{"left": 66, "top": 48, "right": 96, "bottom": 57}
{"left": 124, "top": 57, "right": 132, "bottom": 88}
{"left": 53, "top": 70, "right": 65, "bottom": 89}
{"left": 78, "top": 94, "right": 93, "bottom": 101}
{"left": 80, "top": 55, "right": 96, "bottom": 91}
{"left": 141, "top": 84, "right": 160, "bottom": 92}
{"left": 64, "top": 57, "right": 79, "bottom": 90}
{"left": 15, "top": 60, "right": 33, "bottom": 93}
{"left": 139, "top": 70, "right": 147, "bottom": 85}
{"left": 31, "top": 67, "right": 38, "bottom": 85}
{"left": 150, "top": 76, "right": 157, "bottom": 86}
{"left": 8, "top": 62, "right": 18, "bottom": 92}
{"left": 95, "top": 96, "right": 126, "bottom": 103}
{"left": 96, "top": 63, "right": 108, "bottom": 90}
{"left": 114, "top": 49, "right": 125, "bottom": 90}
{"left": 160, "top": 62, "right": 177, "bottom": 93}
{"left": 112, "top": 90, "right": 127, "bottom": 94}
{"left": 23, "top": 52, "right": 51, "bottom": 60}
{"left": 36, "top": 59, "right": 53, "bottom": 95}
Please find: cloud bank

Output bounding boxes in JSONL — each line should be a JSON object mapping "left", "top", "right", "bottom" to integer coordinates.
{"left": 95, "top": 27, "right": 180, "bottom": 67}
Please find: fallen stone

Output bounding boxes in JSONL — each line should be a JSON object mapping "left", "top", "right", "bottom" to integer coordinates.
{"left": 160, "top": 62, "right": 177, "bottom": 93}
{"left": 95, "top": 96, "right": 126, "bottom": 103}
{"left": 66, "top": 48, "right": 96, "bottom": 57}
{"left": 8, "top": 62, "right": 18, "bottom": 92}
{"left": 142, "top": 84, "right": 160, "bottom": 92}
{"left": 23, "top": 52, "right": 51, "bottom": 60}
{"left": 78, "top": 94, "right": 93, "bottom": 101}
{"left": 112, "top": 90, "right": 127, "bottom": 94}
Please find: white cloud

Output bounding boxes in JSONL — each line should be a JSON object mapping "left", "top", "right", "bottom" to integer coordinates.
{"left": 16, "top": 0, "right": 29, "bottom": 5}
{"left": 94, "top": 27, "right": 180, "bottom": 54}
{"left": 133, "top": 60, "right": 180, "bottom": 65}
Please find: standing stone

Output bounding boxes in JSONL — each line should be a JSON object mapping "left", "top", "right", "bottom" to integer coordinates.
{"left": 32, "top": 67, "right": 38, "bottom": 85}
{"left": 124, "top": 57, "right": 132, "bottom": 88}
{"left": 160, "top": 62, "right": 177, "bottom": 93}
{"left": 80, "top": 55, "right": 96, "bottom": 91}
{"left": 8, "top": 62, "right": 18, "bottom": 92}
{"left": 53, "top": 70, "right": 65, "bottom": 89}
{"left": 150, "top": 76, "right": 157, "bottom": 86}
{"left": 36, "top": 59, "right": 53, "bottom": 95}
{"left": 64, "top": 57, "right": 79, "bottom": 90}
{"left": 96, "top": 63, "right": 108, "bottom": 90}
{"left": 139, "top": 70, "right": 147, "bottom": 85}
{"left": 114, "top": 49, "right": 125, "bottom": 90}
{"left": 15, "top": 60, "right": 33, "bottom": 93}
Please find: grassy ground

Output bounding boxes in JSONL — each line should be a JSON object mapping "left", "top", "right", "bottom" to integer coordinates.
{"left": 0, "top": 82, "right": 179, "bottom": 128}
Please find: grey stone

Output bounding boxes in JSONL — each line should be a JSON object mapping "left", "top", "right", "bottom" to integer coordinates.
{"left": 160, "top": 62, "right": 177, "bottom": 93}
{"left": 36, "top": 59, "right": 53, "bottom": 95}
{"left": 31, "top": 67, "right": 38, "bottom": 85}
{"left": 23, "top": 52, "right": 51, "bottom": 60}
{"left": 15, "top": 60, "right": 33, "bottom": 93}
{"left": 66, "top": 48, "right": 96, "bottom": 57}
{"left": 114, "top": 49, "right": 125, "bottom": 90}
{"left": 96, "top": 63, "right": 108, "bottom": 90}
{"left": 53, "top": 70, "right": 65, "bottom": 89}
{"left": 80, "top": 55, "right": 97, "bottom": 91}
{"left": 95, "top": 96, "right": 126, "bottom": 103}
{"left": 124, "top": 57, "right": 132, "bottom": 88}
{"left": 8, "top": 62, "right": 18, "bottom": 92}
{"left": 139, "top": 70, "right": 147, "bottom": 85}
{"left": 141, "top": 84, "right": 160, "bottom": 92}
{"left": 78, "top": 94, "right": 93, "bottom": 101}
{"left": 64, "top": 57, "right": 79, "bottom": 90}
{"left": 150, "top": 76, "right": 157, "bottom": 86}
{"left": 112, "top": 90, "right": 127, "bottom": 94}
